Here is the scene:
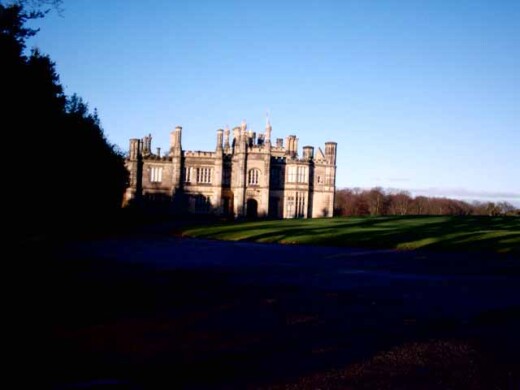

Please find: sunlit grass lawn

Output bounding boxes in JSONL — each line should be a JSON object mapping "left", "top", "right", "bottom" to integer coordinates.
{"left": 179, "top": 216, "right": 520, "bottom": 254}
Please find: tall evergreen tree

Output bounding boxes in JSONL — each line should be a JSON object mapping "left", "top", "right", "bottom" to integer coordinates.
{"left": 1, "top": 3, "right": 128, "bottom": 238}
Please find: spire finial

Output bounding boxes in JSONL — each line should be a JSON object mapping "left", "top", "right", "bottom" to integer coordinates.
{"left": 266, "top": 109, "right": 271, "bottom": 128}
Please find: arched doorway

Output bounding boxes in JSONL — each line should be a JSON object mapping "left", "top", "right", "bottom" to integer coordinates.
{"left": 246, "top": 198, "right": 258, "bottom": 219}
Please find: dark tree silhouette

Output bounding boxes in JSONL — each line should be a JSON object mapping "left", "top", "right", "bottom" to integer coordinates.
{"left": 2, "top": 3, "right": 128, "bottom": 238}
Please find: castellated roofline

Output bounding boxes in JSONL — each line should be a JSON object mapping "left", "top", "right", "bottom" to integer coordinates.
{"left": 124, "top": 120, "right": 337, "bottom": 219}
{"left": 185, "top": 151, "right": 216, "bottom": 157}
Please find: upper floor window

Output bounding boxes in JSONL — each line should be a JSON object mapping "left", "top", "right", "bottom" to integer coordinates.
{"left": 150, "top": 166, "right": 163, "bottom": 183}
{"left": 287, "top": 166, "right": 297, "bottom": 183}
{"left": 297, "top": 166, "right": 307, "bottom": 183}
{"left": 197, "top": 167, "right": 213, "bottom": 184}
{"left": 287, "top": 165, "right": 307, "bottom": 183}
{"left": 183, "top": 167, "right": 192, "bottom": 183}
{"left": 248, "top": 169, "right": 260, "bottom": 185}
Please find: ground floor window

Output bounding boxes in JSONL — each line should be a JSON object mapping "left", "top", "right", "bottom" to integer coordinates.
{"left": 286, "top": 192, "right": 306, "bottom": 218}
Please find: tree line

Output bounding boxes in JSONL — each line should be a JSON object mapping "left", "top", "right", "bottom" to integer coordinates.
{"left": 2, "top": 2, "right": 128, "bottom": 237}
{"left": 335, "top": 187, "right": 519, "bottom": 217}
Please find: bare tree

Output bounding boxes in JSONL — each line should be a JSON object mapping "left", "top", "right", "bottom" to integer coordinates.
{"left": 388, "top": 191, "right": 412, "bottom": 215}
{"left": 334, "top": 187, "right": 519, "bottom": 217}
{"left": 497, "top": 201, "right": 517, "bottom": 216}
{"left": 366, "top": 187, "right": 387, "bottom": 216}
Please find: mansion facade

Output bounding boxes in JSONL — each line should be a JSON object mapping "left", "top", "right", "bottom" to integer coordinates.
{"left": 124, "top": 119, "right": 337, "bottom": 218}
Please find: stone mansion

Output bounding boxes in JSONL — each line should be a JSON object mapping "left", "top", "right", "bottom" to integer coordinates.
{"left": 124, "top": 119, "right": 337, "bottom": 218}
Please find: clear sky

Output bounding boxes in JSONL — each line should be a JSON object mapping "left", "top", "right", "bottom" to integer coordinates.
{"left": 25, "top": 0, "right": 519, "bottom": 205}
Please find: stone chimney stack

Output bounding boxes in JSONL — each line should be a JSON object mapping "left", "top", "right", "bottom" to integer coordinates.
{"left": 129, "top": 139, "right": 141, "bottom": 160}
{"left": 240, "top": 120, "right": 247, "bottom": 141}
{"left": 286, "top": 135, "right": 298, "bottom": 157}
{"left": 142, "top": 134, "right": 152, "bottom": 155}
{"left": 302, "top": 146, "right": 314, "bottom": 160}
{"left": 216, "top": 128, "right": 224, "bottom": 151}
{"left": 224, "top": 126, "right": 230, "bottom": 149}
{"left": 170, "top": 126, "right": 182, "bottom": 154}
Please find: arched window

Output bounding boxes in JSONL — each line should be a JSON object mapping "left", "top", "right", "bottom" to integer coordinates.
{"left": 248, "top": 169, "right": 260, "bottom": 185}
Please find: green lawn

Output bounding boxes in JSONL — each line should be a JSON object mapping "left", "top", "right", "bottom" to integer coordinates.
{"left": 179, "top": 216, "right": 520, "bottom": 254}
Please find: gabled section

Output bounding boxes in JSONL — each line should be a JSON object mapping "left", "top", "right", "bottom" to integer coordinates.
{"left": 315, "top": 147, "right": 325, "bottom": 161}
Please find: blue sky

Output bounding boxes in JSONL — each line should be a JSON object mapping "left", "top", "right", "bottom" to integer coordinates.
{"left": 25, "top": 0, "right": 519, "bottom": 205}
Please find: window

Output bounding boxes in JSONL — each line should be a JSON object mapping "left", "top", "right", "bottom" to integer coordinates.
{"left": 196, "top": 167, "right": 213, "bottom": 184}
{"left": 248, "top": 169, "right": 260, "bottom": 185}
{"left": 316, "top": 175, "right": 323, "bottom": 184}
{"left": 287, "top": 166, "right": 297, "bottom": 183}
{"left": 297, "top": 166, "right": 307, "bottom": 183}
{"left": 287, "top": 166, "right": 307, "bottom": 183}
{"left": 295, "top": 192, "right": 306, "bottom": 217}
{"left": 286, "top": 196, "right": 295, "bottom": 216}
{"left": 287, "top": 192, "right": 306, "bottom": 218}
{"left": 183, "top": 167, "right": 192, "bottom": 183}
{"left": 150, "top": 166, "right": 163, "bottom": 183}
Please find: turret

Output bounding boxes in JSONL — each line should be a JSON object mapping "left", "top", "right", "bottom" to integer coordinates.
{"left": 325, "top": 142, "right": 337, "bottom": 165}
{"left": 265, "top": 115, "right": 272, "bottom": 143}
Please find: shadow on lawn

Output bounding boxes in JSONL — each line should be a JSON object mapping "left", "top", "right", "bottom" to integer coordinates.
{"left": 185, "top": 216, "right": 520, "bottom": 254}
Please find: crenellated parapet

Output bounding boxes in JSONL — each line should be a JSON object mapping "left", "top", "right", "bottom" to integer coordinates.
{"left": 185, "top": 151, "right": 217, "bottom": 158}
{"left": 142, "top": 154, "right": 172, "bottom": 161}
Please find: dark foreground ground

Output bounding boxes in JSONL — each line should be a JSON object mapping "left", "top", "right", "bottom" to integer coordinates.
{"left": 23, "top": 227, "right": 520, "bottom": 389}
